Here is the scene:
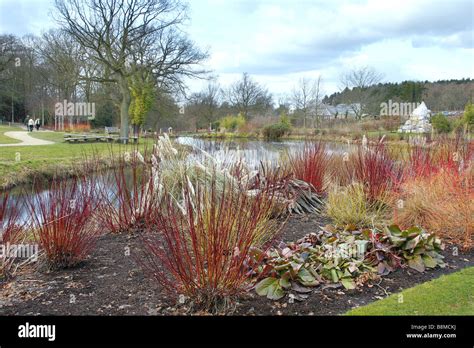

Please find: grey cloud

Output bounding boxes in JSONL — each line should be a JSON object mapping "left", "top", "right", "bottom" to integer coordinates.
{"left": 222, "top": 0, "right": 474, "bottom": 75}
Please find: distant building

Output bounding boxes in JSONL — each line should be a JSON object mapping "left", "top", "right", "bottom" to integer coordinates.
{"left": 317, "top": 103, "right": 361, "bottom": 119}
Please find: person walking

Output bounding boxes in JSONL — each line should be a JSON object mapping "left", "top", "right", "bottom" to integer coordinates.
{"left": 35, "top": 118, "right": 41, "bottom": 131}
{"left": 28, "top": 117, "right": 34, "bottom": 132}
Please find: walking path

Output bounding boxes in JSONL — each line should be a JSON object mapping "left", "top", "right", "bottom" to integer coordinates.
{"left": 0, "top": 131, "right": 54, "bottom": 147}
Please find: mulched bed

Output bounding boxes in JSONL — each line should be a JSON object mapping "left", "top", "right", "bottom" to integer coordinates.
{"left": 1, "top": 214, "right": 472, "bottom": 316}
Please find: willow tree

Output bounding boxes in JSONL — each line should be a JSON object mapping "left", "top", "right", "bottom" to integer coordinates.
{"left": 54, "top": 0, "right": 208, "bottom": 142}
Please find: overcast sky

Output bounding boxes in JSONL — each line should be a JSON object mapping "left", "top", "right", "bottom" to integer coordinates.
{"left": 0, "top": 0, "right": 473, "bottom": 99}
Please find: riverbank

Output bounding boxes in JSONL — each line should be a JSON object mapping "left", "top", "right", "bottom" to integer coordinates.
{"left": 189, "top": 130, "right": 415, "bottom": 146}
{"left": 0, "top": 131, "right": 155, "bottom": 190}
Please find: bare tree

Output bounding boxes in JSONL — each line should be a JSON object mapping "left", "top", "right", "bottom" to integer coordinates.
{"left": 313, "top": 76, "right": 323, "bottom": 127}
{"left": 54, "top": 0, "right": 208, "bottom": 141}
{"left": 188, "top": 81, "right": 221, "bottom": 128}
{"left": 36, "top": 30, "right": 82, "bottom": 101}
{"left": 0, "top": 35, "right": 17, "bottom": 81}
{"left": 339, "top": 66, "right": 383, "bottom": 119}
{"left": 292, "top": 76, "right": 323, "bottom": 128}
{"left": 227, "top": 72, "right": 272, "bottom": 118}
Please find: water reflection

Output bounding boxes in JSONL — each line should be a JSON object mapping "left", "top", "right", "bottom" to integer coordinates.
{"left": 4, "top": 138, "right": 351, "bottom": 224}
{"left": 175, "top": 137, "right": 350, "bottom": 169}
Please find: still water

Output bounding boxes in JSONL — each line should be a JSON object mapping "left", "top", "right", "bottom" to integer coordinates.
{"left": 4, "top": 138, "right": 351, "bottom": 223}
{"left": 175, "top": 137, "right": 350, "bottom": 169}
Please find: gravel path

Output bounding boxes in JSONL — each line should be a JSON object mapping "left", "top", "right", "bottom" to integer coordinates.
{"left": 0, "top": 131, "right": 54, "bottom": 147}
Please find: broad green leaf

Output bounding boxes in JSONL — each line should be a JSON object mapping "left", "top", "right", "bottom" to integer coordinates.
{"left": 387, "top": 225, "right": 402, "bottom": 236}
{"left": 341, "top": 278, "right": 356, "bottom": 290}
{"left": 408, "top": 255, "right": 425, "bottom": 272}
{"left": 422, "top": 254, "right": 437, "bottom": 268}
{"left": 390, "top": 236, "right": 406, "bottom": 247}
{"left": 255, "top": 277, "right": 278, "bottom": 296}
{"left": 255, "top": 277, "right": 285, "bottom": 300}
{"left": 274, "top": 262, "right": 291, "bottom": 271}
{"left": 279, "top": 276, "right": 291, "bottom": 289}
{"left": 267, "top": 282, "right": 285, "bottom": 300}
{"left": 406, "top": 226, "right": 422, "bottom": 235}
{"left": 404, "top": 235, "right": 421, "bottom": 250}
{"left": 298, "top": 268, "right": 316, "bottom": 283}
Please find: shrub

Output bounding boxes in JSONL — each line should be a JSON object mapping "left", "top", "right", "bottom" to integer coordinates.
{"left": 63, "top": 122, "right": 91, "bottom": 133}
{"left": 462, "top": 102, "right": 474, "bottom": 127}
{"left": 263, "top": 123, "right": 291, "bottom": 140}
{"left": 431, "top": 113, "right": 452, "bottom": 134}
{"left": 96, "top": 150, "right": 159, "bottom": 234}
{"left": 254, "top": 224, "right": 445, "bottom": 299}
{"left": 27, "top": 177, "right": 100, "bottom": 270}
{"left": 219, "top": 113, "right": 246, "bottom": 132}
{"left": 327, "top": 154, "right": 352, "bottom": 186}
{"left": 394, "top": 169, "right": 473, "bottom": 250}
{"left": 382, "top": 225, "right": 445, "bottom": 272}
{"left": 393, "top": 176, "right": 441, "bottom": 230}
{"left": 403, "top": 137, "right": 471, "bottom": 181}
{"left": 280, "top": 112, "right": 291, "bottom": 128}
{"left": 262, "top": 113, "right": 292, "bottom": 140}
{"left": 325, "top": 183, "right": 387, "bottom": 228}
{"left": 346, "top": 143, "right": 402, "bottom": 203}
{"left": 140, "top": 173, "right": 283, "bottom": 313}
{"left": 0, "top": 193, "right": 26, "bottom": 279}
{"left": 288, "top": 142, "right": 329, "bottom": 195}
{"left": 404, "top": 145, "right": 438, "bottom": 179}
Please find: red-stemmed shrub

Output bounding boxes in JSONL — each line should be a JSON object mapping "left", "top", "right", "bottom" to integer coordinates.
{"left": 96, "top": 151, "right": 159, "bottom": 233}
{"left": 139, "top": 173, "right": 283, "bottom": 313}
{"left": 0, "top": 192, "right": 26, "bottom": 278}
{"left": 405, "top": 145, "right": 438, "bottom": 179}
{"left": 27, "top": 176, "right": 100, "bottom": 270}
{"left": 346, "top": 142, "right": 402, "bottom": 202}
{"left": 404, "top": 137, "right": 473, "bottom": 182}
{"left": 288, "top": 142, "right": 329, "bottom": 195}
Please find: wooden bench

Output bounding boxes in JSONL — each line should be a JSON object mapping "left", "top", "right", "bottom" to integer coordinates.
{"left": 65, "top": 135, "right": 110, "bottom": 143}
{"left": 64, "top": 133, "right": 89, "bottom": 138}
{"left": 65, "top": 137, "right": 84, "bottom": 143}
{"left": 64, "top": 132, "right": 136, "bottom": 144}
{"left": 105, "top": 126, "right": 120, "bottom": 135}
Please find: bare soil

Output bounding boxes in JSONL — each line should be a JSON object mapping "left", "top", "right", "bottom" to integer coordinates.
{"left": 1, "top": 214, "right": 472, "bottom": 316}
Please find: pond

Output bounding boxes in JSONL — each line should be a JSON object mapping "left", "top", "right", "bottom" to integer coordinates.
{"left": 4, "top": 137, "right": 352, "bottom": 224}
{"left": 175, "top": 137, "right": 352, "bottom": 169}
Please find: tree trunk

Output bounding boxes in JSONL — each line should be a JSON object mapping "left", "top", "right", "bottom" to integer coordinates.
{"left": 119, "top": 77, "right": 131, "bottom": 143}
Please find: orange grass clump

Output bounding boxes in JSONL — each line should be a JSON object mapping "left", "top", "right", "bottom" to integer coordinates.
{"left": 394, "top": 168, "right": 473, "bottom": 250}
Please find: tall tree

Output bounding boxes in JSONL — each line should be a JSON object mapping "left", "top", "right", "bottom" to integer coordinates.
{"left": 187, "top": 81, "right": 221, "bottom": 129}
{"left": 339, "top": 66, "right": 383, "bottom": 119}
{"left": 291, "top": 76, "right": 323, "bottom": 128}
{"left": 54, "top": 0, "right": 208, "bottom": 141}
{"left": 227, "top": 72, "right": 272, "bottom": 119}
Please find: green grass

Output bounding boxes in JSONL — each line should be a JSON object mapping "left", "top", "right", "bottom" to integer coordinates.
{"left": 0, "top": 125, "right": 22, "bottom": 144}
{"left": 28, "top": 130, "right": 67, "bottom": 142}
{"left": 346, "top": 267, "right": 474, "bottom": 315}
{"left": 0, "top": 131, "right": 155, "bottom": 188}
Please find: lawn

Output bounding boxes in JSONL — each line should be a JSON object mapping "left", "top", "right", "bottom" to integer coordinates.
{"left": 0, "top": 130, "right": 156, "bottom": 188}
{"left": 28, "top": 130, "right": 68, "bottom": 142}
{"left": 0, "top": 125, "right": 22, "bottom": 144}
{"left": 346, "top": 267, "right": 474, "bottom": 315}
